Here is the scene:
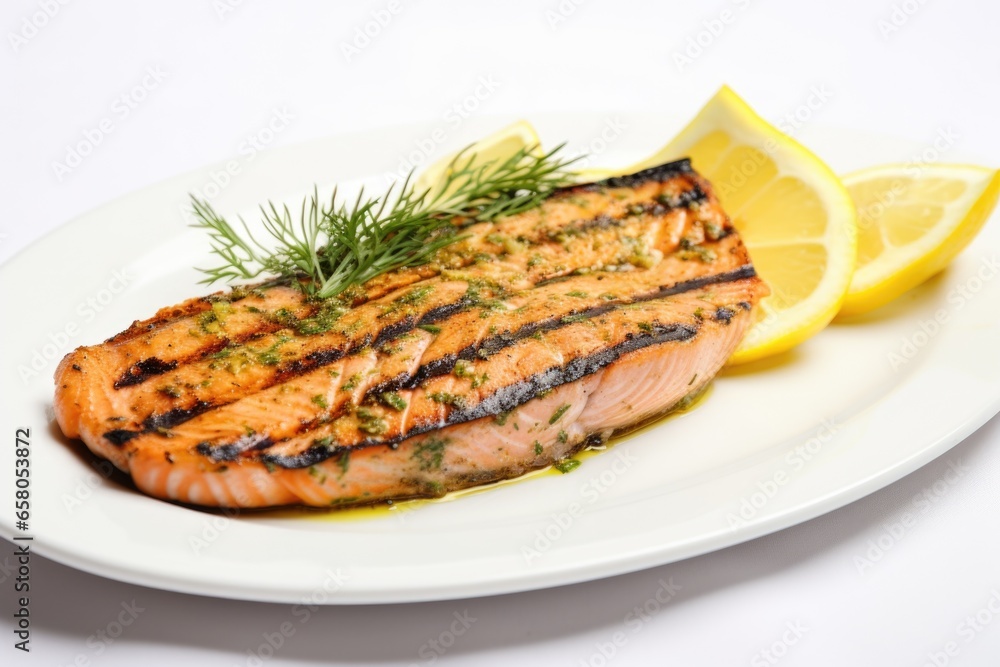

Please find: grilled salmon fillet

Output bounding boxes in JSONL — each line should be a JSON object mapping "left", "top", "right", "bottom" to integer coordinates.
{"left": 54, "top": 160, "right": 768, "bottom": 508}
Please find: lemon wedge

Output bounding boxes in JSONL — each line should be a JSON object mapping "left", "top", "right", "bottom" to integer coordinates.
{"left": 414, "top": 120, "right": 542, "bottom": 196}
{"left": 627, "top": 86, "right": 857, "bottom": 364}
{"left": 838, "top": 164, "right": 1000, "bottom": 317}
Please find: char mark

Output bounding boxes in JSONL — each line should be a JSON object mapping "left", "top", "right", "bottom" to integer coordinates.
{"left": 265, "top": 321, "right": 698, "bottom": 469}
{"left": 111, "top": 321, "right": 284, "bottom": 391}
{"left": 364, "top": 264, "right": 757, "bottom": 401}
{"left": 143, "top": 401, "right": 214, "bottom": 431}
{"left": 373, "top": 316, "right": 415, "bottom": 347}
{"left": 456, "top": 162, "right": 705, "bottom": 229}
{"left": 714, "top": 307, "right": 735, "bottom": 324}
{"left": 577, "top": 159, "right": 694, "bottom": 191}
{"left": 196, "top": 432, "right": 275, "bottom": 462}
{"left": 103, "top": 429, "right": 139, "bottom": 446}
{"left": 673, "top": 183, "right": 707, "bottom": 207}
{"left": 114, "top": 357, "right": 177, "bottom": 389}
{"left": 100, "top": 401, "right": 217, "bottom": 445}
{"left": 274, "top": 347, "right": 346, "bottom": 383}
{"left": 576, "top": 213, "right": 619, "bottom": 232}
{"left": 447, "top": 322, "right": 697, "bottom": 423}
{"left": 421, "top": 298, "right": 474, "bottom": 324}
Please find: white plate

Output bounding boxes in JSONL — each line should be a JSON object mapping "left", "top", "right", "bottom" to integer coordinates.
{"left": 2, "top": 115, "right": 998, "bottom": 604}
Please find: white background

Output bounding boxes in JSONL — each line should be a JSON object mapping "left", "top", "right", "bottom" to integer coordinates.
{"left": 3, "top": 1, "right": 1000, "bottom": 665}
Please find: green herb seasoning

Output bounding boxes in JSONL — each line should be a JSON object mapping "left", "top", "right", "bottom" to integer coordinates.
{"left": 554, "top": 459, "right": 581, "bottom": 474}
{"left": 380, "top": 391, "right": 407, "bottom": 411}
{"left": 308, "top": 465, "right": 328, "bottom": 484}
{"left": 427, "top": 392, "right": 467, "bottom": 409}
{"left": 356, "top": 407, "right": 388, "bottom": 436}
{"left": 157, "top": 385, "right": 181, "bottom": 399}
{"left": 413, "top": 437, "right": 447, "bottom": 471}
{"left": 549, "top": 403, "right": 571, "bottom": 425}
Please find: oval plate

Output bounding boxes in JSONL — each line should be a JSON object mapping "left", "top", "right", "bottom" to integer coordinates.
{"left": 2, "top": 115, "right": 998, "bottom": 603}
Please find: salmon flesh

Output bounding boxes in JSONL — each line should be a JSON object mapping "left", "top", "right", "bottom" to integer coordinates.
{"left": 54, "top": 160, "right": 769, "bottom": 509}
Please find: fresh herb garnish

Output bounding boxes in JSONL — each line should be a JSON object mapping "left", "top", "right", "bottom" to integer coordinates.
{"left": 190, "top": 144, "right": 578, "bottom": 299}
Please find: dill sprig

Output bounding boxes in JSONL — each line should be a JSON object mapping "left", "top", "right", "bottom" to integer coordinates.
{"left": 190, "top": 144, "right": 578, "bottom": 299}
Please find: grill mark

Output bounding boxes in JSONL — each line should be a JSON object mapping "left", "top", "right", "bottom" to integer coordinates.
{"left": 114, "top": 357, "right": 177, "bottom": 388}
{"left": 273, "top": 347, "right": 347, "bottom": 383}
{"left": 714, "top": 307, "right": 736, "bottom": 324}
{"left": 421, "top": 298, "right": 474, "bottom": 324}
{"left": 195, "top": 432, "right": 275, "bottom": 462}
{"left": 198, "top": 403, "right": 354, "bottom": 462}
{"left": 193, "top": 320, "right": 297, "bottom": 360}
{"left": 103, "top": 429, "right": 138, "bottom": 446}
{"left": 112, "top": 321, "right": 285, "bottom": 392}
{"left": 104, "top": 300, "right": 215, "bottom": 345}
{"left": 452, "top": 172, "right": 704, "bottom": 233}
{"left": 522, "top": 212, "right": 632, "bottom": 244}
{"left": 667, "top": 183, "right": 707, "bottom": 208}
{"left": 102, "top": 400, "right": 217, "bottom": 444}
{"left": 261, "top": 321, "right": 700, "bottom": 469}
{"left": 257, "top": 293, "right": 477, "bottom": 387}
{"left": 143, "top": 402, "right": 214, "bottom": 431}
{"left": 366, "top": 265, "right": 757, "bottom": 398}
{"left": 575, "top": 213, "right": 619, "bottom": 232}
{"left": 574, "top": 159, "right": 694, "bottom": 191}
{"left": 101, "top": 280, "right": 292, "bottom": 346}
{"left": 372, "top": 316, "right": 416, "bottom": 348}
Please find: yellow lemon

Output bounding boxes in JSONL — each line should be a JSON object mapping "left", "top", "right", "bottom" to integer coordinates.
{"left": 627, "top": 86, "right": 857, "bottom": 364}
{"left": 839, "top": 164, "right": 1000, "bottom": 317}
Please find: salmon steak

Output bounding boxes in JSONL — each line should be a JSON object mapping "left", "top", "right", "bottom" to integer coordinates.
{"left": 54, "top": 159, "right": 768, "bottom": 509}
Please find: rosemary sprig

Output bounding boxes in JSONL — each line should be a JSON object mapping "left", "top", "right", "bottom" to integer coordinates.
{"left": 190, "top": 144, "right": 578, "bottom": 299}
